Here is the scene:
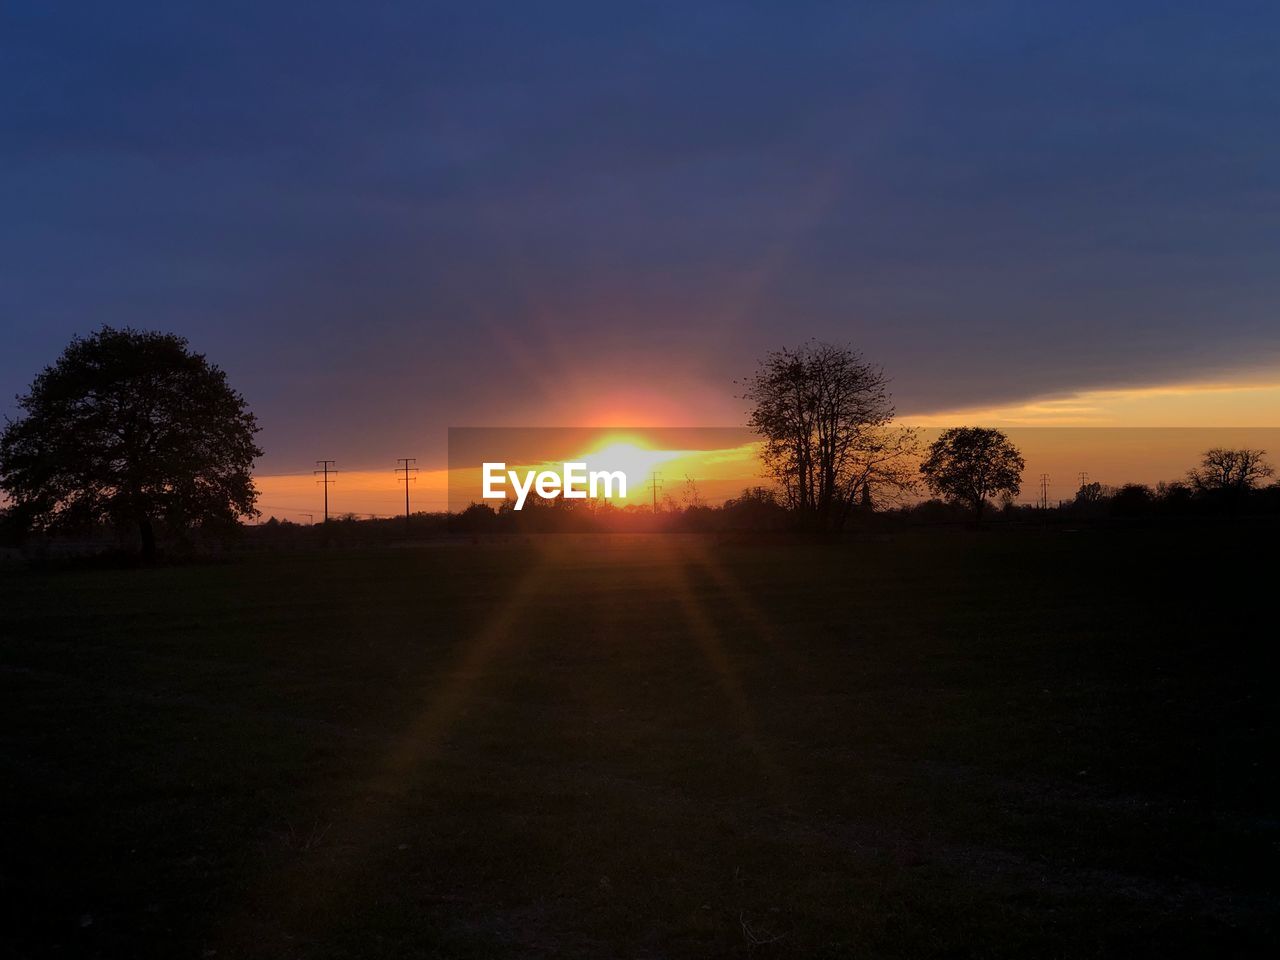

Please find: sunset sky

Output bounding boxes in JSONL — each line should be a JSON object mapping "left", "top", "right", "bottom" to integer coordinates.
{"left": 4, "top": 2, "right": 1280, "bottom": 519}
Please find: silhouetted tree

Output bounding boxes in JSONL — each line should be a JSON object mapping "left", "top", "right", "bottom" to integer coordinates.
{"left": 741, "top": 341, "right": 917, "bottom": 532}
{"left": 1075, "top": 481, "right": 1106, "bottom": 504}
{"left": 1156, "top": 480, "right": 1195, "bottom": 515}
{"left": 0, "top": 327, "right": 261, "bottom": 558}
{"left": 681, "top": 474, "right": 704, "bottom": 508}
{"left": 451, "top": 501, "right": 497, "bottom": 533}
{"left": 919, "top": 427, "right": 1024, "bottom": 521}
{"left": 1068, "top": 480, "right": 1110, "bottom": 518}
{"left": 1187, "top": 448, "right": 1274, "bottom": 495}
{"left": 1110, "top": 483, "right": 1154, "bottom": 518}
{"left": 0, "top": 505, "right": 21, "bottom": 547}
{"left": 721, "top": 486, "right": 789, "bottom": 530}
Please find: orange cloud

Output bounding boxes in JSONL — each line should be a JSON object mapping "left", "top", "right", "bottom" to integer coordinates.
{"left": 905, "top": 376, "right": 1280, "bottom": 427}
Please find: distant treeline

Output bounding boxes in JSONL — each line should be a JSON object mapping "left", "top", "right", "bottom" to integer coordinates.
{"left": 472, "top": 476, "right": 1280, "bottom": 530}
{"left": 907, "top": 478, "right": 1280, "bottom": 523}
{"left": 6, "top": 475, "right": 1279, "bottom": 559}
{"left": 260, "top": 476, "right": 1280, "bottom": 540}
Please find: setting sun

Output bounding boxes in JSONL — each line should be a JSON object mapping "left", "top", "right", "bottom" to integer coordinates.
{"left": 571, "top": 439, "right": 681, "bottom": 504}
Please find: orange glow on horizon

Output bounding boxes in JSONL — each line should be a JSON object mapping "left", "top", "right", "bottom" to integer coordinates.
{"left": 251, "top": 374, "right": 1280, "bottom": 519}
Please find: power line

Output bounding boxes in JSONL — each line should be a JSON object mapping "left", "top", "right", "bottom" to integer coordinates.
{"left": 314, "top": 460, "right": 336, "bottom": 523}
{"left": 647, "top": 471, "right": 664, "bottom": 513}
{"left": 1038, "top": 473, "right": 1050, "bottom": 510}
{"left": 395, "top": 457, "right": 418, "bottom": 528}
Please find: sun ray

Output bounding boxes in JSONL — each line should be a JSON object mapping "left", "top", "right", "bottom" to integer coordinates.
{"left": 218, "top": 538, "right": 562, "bottom": 948}
{"left": 657, "top": 538, "right": 793, "bottom": 802}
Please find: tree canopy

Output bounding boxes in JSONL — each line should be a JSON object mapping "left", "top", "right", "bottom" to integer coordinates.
{"left": 0, "top": 327, "right": 262, "bottom": 556}
{"left": 742, "top": 341, "right": 916, "bottom": 532}
{"left": 919, "top": 427, "right": 1024, "bottom": 519}
{"left": 1187, "top": 448, "right": 1273, "bottom": 494}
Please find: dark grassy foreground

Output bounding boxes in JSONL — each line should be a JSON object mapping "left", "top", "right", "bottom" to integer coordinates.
{"left": 1, "top": 527, "right": 1277, "bottom": 958}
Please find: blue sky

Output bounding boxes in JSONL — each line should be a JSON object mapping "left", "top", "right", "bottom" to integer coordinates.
{"left": 3, "top": 1, "right": 1279, "bottom": 469}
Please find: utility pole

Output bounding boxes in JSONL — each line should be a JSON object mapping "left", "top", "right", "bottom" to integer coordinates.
{"left": 314, "top": 460, "right": 336, "bottom": 523}
{"left": 1078, "top": 471, "right": 1089, "bottom": 489}
{"left": 647, "top": 471, "right": 663, "bottom": 513}
{"left": 396, "top": 458, "right": 418, "bottom": 529}
{"left": 1038, "top": 473, "right": 1050, "bottom": 510}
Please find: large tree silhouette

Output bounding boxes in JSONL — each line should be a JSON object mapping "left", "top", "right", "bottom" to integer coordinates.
{"left": 1187, "top": 447, "right": 1273, "bottom": 494}
{"left": 0, "top": 327, "right": 261, "bottom": 557}
{"left": 742, "top": 341, "right": 916, "bottom": 532}
{"left": 920, "top": 427, "right": 1024, "bottom": 520}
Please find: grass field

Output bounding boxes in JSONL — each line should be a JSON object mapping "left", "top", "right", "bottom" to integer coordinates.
{"left": 2, "top": 527, "right": 1277, "bottom": 957}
